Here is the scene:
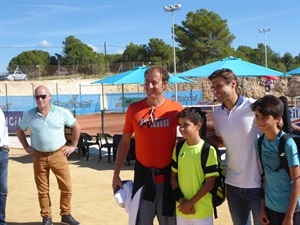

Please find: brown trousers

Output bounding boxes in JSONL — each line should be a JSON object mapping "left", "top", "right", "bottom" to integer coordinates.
{"left": 33, "top": 147, "right": 72, "bottom": 218}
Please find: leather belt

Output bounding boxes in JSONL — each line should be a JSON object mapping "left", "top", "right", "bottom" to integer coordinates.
{"left": 0, "top": 146, "right": 9, "bottom": 152}
{"left": 35, "top": 146, "right": 64, "bottom": 156}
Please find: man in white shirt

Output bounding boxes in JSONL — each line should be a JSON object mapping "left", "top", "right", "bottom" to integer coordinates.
{"left": 208, "top": 69, "right": 262, "bottom": 225}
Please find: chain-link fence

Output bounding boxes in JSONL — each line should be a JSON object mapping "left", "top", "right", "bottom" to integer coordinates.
{"left": 7, "top": 62, "right": 160, "bottom": 80}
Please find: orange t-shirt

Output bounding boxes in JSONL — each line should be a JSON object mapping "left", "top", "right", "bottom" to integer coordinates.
{"left": 123, "top": 98, "right": 183, "bottom": 169}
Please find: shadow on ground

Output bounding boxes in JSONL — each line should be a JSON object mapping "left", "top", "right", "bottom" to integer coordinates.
{"left": 8, "top": 223, "right": 63, "bottom": 225}
{"left": 9, "top": 148, "right": 134, "bottom": 171}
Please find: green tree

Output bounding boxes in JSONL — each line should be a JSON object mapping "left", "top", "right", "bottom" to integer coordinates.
{"left": 122, "top": 42, "right": 146, "bottom": 62}
{"left": 107, "top": 54, "right": 124, "bottom": 73}
{"left": 61, "top": 35, "right": 104, "bottom": 75}
{"left": 235, "top": 46, "right": 256, "bottom": 62}
{"left": 146, "top": 38, "right": 173, "bottom": 68}
{"left": 175, "top": 9, "right": 235, "bottom": 68}
{"left": 295, "top": 54, "right": 300, "bottom": 66}
{"left": 8, "top": 50, "right": 51, "bottom": 78}
{"left": 251, "top": 43, "right": 284, "bottom": 72}
{"left": 281, "top": 53, "right": 296, "bottom": 72}
{"left": 122, "top": 39, "right": 172, "bottom": 70}
{"left": 254, "top": 43, "right": 268, "bottom": 66}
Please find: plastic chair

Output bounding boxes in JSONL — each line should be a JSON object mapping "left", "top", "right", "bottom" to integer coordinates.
{"left": 112, "top": 134, "right": 135, "bottom": 166}
{"left": 112, "top": 134, "right": 122, "bottom": 162}
{"left": 78, "top": 132, "right": 100, "bottom": 161}
{"left": 64, "top": 126, "right": 73, "bottom": 145}
{"left": 97, "top": 133, "right": 114, "bottom": 163}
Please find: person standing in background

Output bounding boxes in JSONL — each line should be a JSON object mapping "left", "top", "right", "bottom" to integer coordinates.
{"left": 265, "top": 78, "right": 273, "bottom": 95}
{"left": 0, "top": 108, "right": 9, "bottom": 225}
{"left": 208, "top": 68, "right": 262, "bottom": 225}
{"left": 16, "top": 85, "right": 81, "bottom": 225}
{"left": 112, "top": 65, "right": 183, "bottom": 225}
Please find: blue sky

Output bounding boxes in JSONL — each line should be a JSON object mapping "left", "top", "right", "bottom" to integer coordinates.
{"left": 0, "top": 0, "right": 299, "bottom": 72}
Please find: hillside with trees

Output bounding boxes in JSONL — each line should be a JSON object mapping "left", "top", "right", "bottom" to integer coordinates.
{"left": 5, "top": 8, "right": 300, "bottom": 80}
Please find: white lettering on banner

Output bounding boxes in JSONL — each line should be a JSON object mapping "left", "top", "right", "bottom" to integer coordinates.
{"left": 171, "top": 94, "right": 199, "bottom": 102}
{"left": 3, "top": 111, "right": 23, "bottom": 133}
{"left": 289, "top": 108, "right": 300, "bottom": 121}
{"left": 8, "top": 116, "right": 22, "bottom": 127}
{"left": 289, "top": 107, "right": 300, "bottom": 122}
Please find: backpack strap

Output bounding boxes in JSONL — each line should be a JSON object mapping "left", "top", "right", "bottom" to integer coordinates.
{"left": 257, "top": 134, "right": 264, "bottom": 168}
{"left": 259, "top": 133, "right": 291, "bottom": 177}
{"left": 257, "top": 134, "right": 266, "bottom": 186}
{"left": 173, "top": 140, "right": 185, "bottom": 170}
{"left": 175, "top": 140, "right": 221, "bottom": 216}
{"left": 276, "top": 133, "right": 291, "bottom": 177}
{"left": 279, "top": 96, "right": 293, "bottom": 134}
{"left": 201, "top": 142, "right": 219, "bottom": 218}
{"left": 176, "top": 140, "right": 212, "bottom": 171}
{"left": 201, "top": 142, "right": 213, "bottom": 174}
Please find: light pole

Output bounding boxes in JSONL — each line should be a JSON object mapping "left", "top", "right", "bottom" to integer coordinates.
{"left": 258, "top": 28, "right": 271, "bottom": 67}
{"left": 58, "top": 63, "right": 61, "bottom": 76}
{"left": 164, "top": 4, "right": 181, "bottom": 101}
{"left": 36, "top": 65, "right": 40, "bottom": 79}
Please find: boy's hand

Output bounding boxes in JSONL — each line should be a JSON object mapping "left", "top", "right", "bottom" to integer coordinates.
{"left": 178, "top": 199, "right": 195, "bottom": 215}
{"left": 260, "top": 208, "right": 270, "bottom": 225}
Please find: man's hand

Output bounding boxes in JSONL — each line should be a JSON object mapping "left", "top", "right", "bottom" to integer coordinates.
{"left": 62, "top": 145, "right": 76, "bottom": 157}
{"left": 112, "top": 174, "right": 123, "bottom": 193}
{"left": 25, "top": 146, "right": 40, "bottom": 157}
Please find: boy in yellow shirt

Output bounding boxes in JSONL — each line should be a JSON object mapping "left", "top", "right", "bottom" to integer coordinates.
{"left": 171, "top": 107, "right": 219, "bottom": 225}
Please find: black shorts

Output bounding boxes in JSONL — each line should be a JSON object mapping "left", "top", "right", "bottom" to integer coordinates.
{"left": 265, "top": 206, "right": 300, "bottom": 225}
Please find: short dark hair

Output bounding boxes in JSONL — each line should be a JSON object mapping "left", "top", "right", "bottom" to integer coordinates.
{"left": 144, "top": 65, "right": 170, "bottom": 83}
{"left": 208, "top": 68, "right": 239, "bottom": 93}
{"left": 177, "top": 107, "right": 204, "bottom": 125}
{"left": 250, "top": 95, "right": 284, "bottom": 118}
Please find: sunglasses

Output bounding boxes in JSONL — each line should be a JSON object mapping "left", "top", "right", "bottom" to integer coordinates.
{"left": 149, "top": 107, "right": 156, "bottom": 127}
{"left": 34, "top": 95, "right": 47, "bottom": 100}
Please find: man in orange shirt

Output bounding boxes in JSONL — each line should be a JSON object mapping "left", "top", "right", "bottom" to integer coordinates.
{"left": 112, "top": 65, "right": 183, "bottom": 225}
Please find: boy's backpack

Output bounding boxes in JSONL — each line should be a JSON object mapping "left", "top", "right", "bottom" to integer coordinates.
{"left": 257, "top": 95, "right": 300, "bottom": 178}
{"left": 257, "top": 133, "right": 296, "bottom": 178}
{"left": 175, "top": 140, "right": 226, "bottom": 219}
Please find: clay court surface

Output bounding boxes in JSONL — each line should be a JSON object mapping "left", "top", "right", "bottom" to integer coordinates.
{"left": 76, "top": 113, "right": 126, "bottom": 135}
{"left": 6, "top": 113, "right": 232, "bottom": 225}
{"left": 75, "top": 111, "right": 214, "bottom": 137}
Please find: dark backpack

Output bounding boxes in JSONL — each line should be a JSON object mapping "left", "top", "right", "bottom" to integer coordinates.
{"left": 257, "top": 95, "right": 300, "bottom": 178}
{"left": 174, "top": 140, "right": 226, "bottom": 219}
{"left": 257, "top": 133, "right": 298, "bottom": 178}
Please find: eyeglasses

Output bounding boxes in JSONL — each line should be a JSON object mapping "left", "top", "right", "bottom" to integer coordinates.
{"left": 34, "top": 95, "right": 47, "bottom": 100}
{"left": 149, "top": 107, "right": 156, "bottom": 127}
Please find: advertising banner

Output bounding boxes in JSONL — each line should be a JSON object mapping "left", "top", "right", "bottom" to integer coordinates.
{"left": 4, "top": 111, "right": 23, "bottom": 133}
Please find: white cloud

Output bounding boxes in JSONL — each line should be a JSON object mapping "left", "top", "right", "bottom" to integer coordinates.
{"left": 88, "top": 44, "right": 101, "bottom": 53}
{"left": 39, "top": 40, "right": 52, "bottom": 47}
{"left": 116, "top": 49, "right": 124, "bottom": 54}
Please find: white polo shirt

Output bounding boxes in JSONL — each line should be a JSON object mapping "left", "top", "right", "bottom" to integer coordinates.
{"left": 212, "top": 96, "right": 262, "bottom": 188}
